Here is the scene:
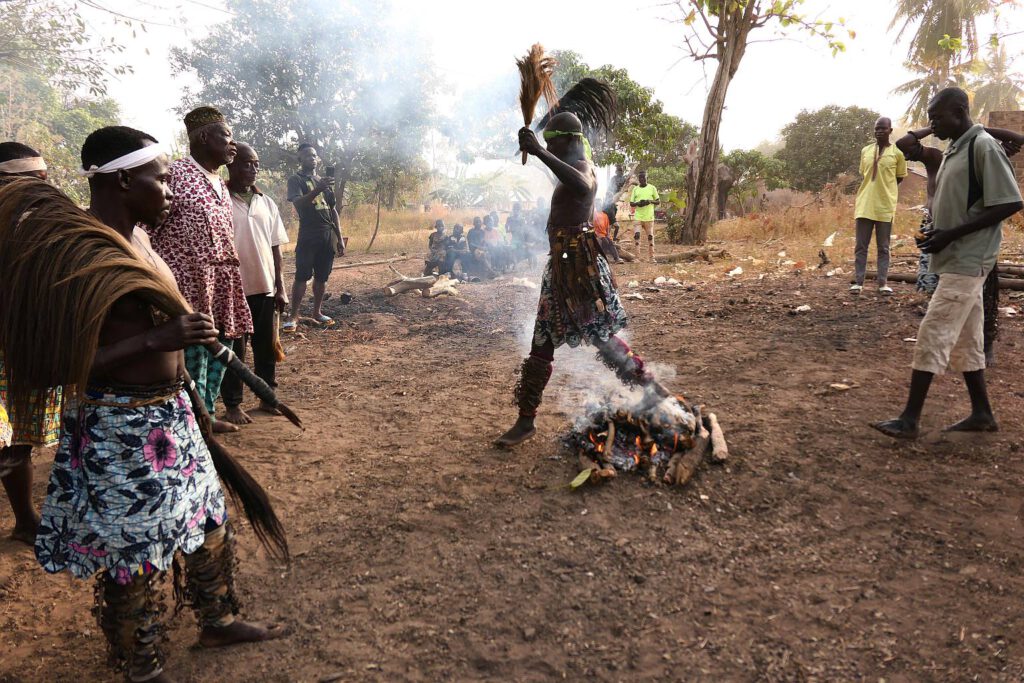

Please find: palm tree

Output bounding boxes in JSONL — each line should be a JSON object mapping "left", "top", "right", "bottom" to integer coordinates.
{"left": 890, "top": 0, "right": 993, "bottom": 124}
{"left": 972, "top": 43, "right": 1023, "bottom": 120}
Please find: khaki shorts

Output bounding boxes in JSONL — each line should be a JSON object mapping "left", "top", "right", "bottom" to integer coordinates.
{"left": 634, "top": 220, "right": 654, "bottom": 235}
{"left": 912, "top": 272, "right": 986, "bottom": 375}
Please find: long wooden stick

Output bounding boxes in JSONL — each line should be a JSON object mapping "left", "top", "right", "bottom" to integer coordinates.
{"left": 864, "top": 271, "right": 1024, "bottom": 290}
{"left": 207, "top": 342, "right": 303, "bottom": 429}
{"left": 284, "top": 254, "right": 413, "bottom": 276}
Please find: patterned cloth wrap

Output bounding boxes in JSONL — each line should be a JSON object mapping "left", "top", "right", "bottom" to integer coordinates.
{"left": 0, "top": 402, "right": 11, "bottom": 450}
{"left": 0, "top": 355, "right": 62, "bottom": 448}
{"left": 916, "top": 210, "right": 939, "bottom": 294}
{"left": 533, "top": 223, "right": 628, "bottom": 349}
{"left": 35, "top": 381, "right": 226, "bottom": 585}
{"left": 150, "top": 158, "right": 253, "bottom": 339}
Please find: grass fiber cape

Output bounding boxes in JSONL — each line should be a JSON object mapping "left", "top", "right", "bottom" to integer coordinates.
{"left": 0, "top": 177, "right": 288, "bottom": 560}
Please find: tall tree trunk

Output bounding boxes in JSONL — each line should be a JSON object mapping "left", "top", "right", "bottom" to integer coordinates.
{"left": 680, "top": 7, "right": 753, "bottom": 244}
{"left": 681, "top": 58, "right": 731, "bottom": 243}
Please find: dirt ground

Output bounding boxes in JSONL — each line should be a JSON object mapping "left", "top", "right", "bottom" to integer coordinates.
{"left": 4, "top": 245, "right": 1024, "bottom": 682}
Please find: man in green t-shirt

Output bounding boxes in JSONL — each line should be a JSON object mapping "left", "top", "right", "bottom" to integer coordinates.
{"left": 852, "top": 117, "right": 907, "bottom": 294}
{"left": 629, "top": 171, "right": 660, "bottom": 262}
{"left": 873, "top": 88, "right": 1023, "bottom": 440}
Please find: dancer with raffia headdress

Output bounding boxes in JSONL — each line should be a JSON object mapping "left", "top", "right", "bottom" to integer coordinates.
{"left": 0, "top": 126, "right": 287, "bottom": 683}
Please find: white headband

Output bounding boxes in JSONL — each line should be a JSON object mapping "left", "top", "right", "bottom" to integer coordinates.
{"left": 0, "top": 157, "right": 47, "bottom": 174}
{"left": 79, "top": 145, "right": 166, "bottom": 178}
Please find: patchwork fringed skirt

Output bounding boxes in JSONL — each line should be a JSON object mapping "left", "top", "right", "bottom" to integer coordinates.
{"left": 533, "top": 224, "right": 628, "bottom": 349}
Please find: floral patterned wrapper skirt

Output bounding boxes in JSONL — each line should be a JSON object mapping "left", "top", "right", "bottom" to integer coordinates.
{"left": 35, "top": 383, "right": 226, "bottom": 584}
{"left": 533, "top": 225, "right": 628, "bottom": 349}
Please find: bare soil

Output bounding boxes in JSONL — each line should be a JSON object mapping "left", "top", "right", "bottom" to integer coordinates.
{"left": 3, "top": 248, "right": 1024, "bottom": 682}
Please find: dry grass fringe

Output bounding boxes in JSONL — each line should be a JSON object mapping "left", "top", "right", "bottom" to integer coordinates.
{"left": 0, "top": 177, "right": 187, "bottom": 418}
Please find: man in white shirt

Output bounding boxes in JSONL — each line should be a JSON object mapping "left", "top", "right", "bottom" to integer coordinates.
{"left": 220, "top": 143, "right": 290, "bottom": 424}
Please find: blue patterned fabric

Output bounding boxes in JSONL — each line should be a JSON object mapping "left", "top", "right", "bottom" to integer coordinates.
{"left": 35, "top": 387, "right": 226, "bottom": 584}
{"left": 917, "top": 211, "right": 939, "bottom": 294}
{"left": 532, "top": 254, "right": 628, "bottom": 349}
{"left": 184, "top": 343, "right": 229, "bottom": 415}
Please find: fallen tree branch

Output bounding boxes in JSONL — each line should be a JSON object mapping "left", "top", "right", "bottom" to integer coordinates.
{"left": 384, "top": 264, "right": 436, "bottom": 296}
{"left": 864, "top": 271, "right": 1024, "bottom": 291}
{"left": 285, "top": 254, "right": 414, "bottom": 276}
{"left": 658, "top": 247, "right": 729, "bottom": 264}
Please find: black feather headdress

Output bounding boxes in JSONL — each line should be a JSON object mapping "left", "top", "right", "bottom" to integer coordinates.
{"left": 535, "top": 77, "right": 617, "bottom": 138}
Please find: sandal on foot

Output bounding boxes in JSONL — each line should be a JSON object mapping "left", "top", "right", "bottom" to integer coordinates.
{"left": 281, "top": 320, "right": 298, "bottom": 333}
{"left": 314, "top": 314, "right": 335, "bottom": 327}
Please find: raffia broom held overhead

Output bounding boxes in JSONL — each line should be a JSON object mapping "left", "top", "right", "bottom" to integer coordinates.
{"left": 516, "top": 43, "right": 558, "bottom": 165}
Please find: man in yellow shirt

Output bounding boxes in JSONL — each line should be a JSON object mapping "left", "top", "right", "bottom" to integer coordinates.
{"left": 852, "top": 117, "right": 907, "bottom": 294}
{"left": 629, "top": 170, "right": 660, "bottom": 262}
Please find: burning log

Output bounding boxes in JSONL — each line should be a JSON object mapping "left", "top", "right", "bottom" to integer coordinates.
{"left": 565, "top": 387, "right": 723, "bottom": 488}
{"left": 667, "top": 419, "right": 709, "bottom": 487}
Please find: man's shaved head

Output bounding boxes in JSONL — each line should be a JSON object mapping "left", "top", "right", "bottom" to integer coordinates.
{"left": 545, "top": 112, "right": 583, "bottom": 134}
{"left": 875, "top": 117, "right": 892, "bottom": 128}
{"left": 928, "top": 87, "right": 973, "bottom": 141}
{"left": 929, "top": 87, "right": 970, "bottom": 112}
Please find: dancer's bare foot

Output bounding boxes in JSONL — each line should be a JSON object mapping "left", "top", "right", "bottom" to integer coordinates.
{"left": 212, "top": 420, "right": 240, "bottom": 434}
{"left": 223, "top": 406, "right": 252, "bottom": 426}
{"left": 944, "top": 413, "right": 998, "bottom": 433}
{"left": 255, "top": 402, "right": 281, "bottom": 416}
{"left": 495, "top": 417, "right": 536, "bottom": 448}
{"left": 199, "top": 620, "right": 288, "bottom": 649}
{"left": 871, "top": 417, "right": 919, "bottom": 440}
{"left": 10, "top": 513, "right": 40, "bottom": 546}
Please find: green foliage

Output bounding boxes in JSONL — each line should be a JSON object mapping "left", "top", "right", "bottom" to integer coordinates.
{"left": 776, "top": 105, "right": 880, "bottom": 192}
{"left": 0, "top": 68, "right": 119, "bottom": 203}
{"left": 682, "top": 0, "right": 854, "bottom": 56}
{"left": 971, "top": 43, "right": 1023, "bottom": 120}
{"left": 347, "top": 159, "right": 432, "bottom": 209}
{"left": 171, "top": 0, "right": 439, "bottom": 204}
{"left": 889, "top": 0, "right": 995, "bottom": 124}
{"left": 552, "top": 51, "right": 697, "bottom": 168}
{"left": 720, "top": 149, "right": 787, "bottom": 204}
{"left": 429, "top": 168, "right": 533, "bottom": 208}
{"left": 675, "top": 0, "right": 850, "bottom": 244}
{"left": 0, "top": 0, "right": 133, "bottom": 96}
{"left": 647, "top": 164, "right": 690, "bottom": 195}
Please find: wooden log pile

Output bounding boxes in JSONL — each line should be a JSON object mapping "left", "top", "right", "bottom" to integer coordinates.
{"left": 565, "top": 391, "right": 728, "bottom": 488}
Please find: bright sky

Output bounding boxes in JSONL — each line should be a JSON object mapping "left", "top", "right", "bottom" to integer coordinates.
{"left": 93, "top": 0, "right": 1023, "bottom": 155}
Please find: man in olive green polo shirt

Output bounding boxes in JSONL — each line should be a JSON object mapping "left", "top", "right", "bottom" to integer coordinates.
{"left": 852, "top": 117, "right": 907, "bottom": 294}
{"left": 873, "top": 88, "right": 1022, "bottom": 440}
